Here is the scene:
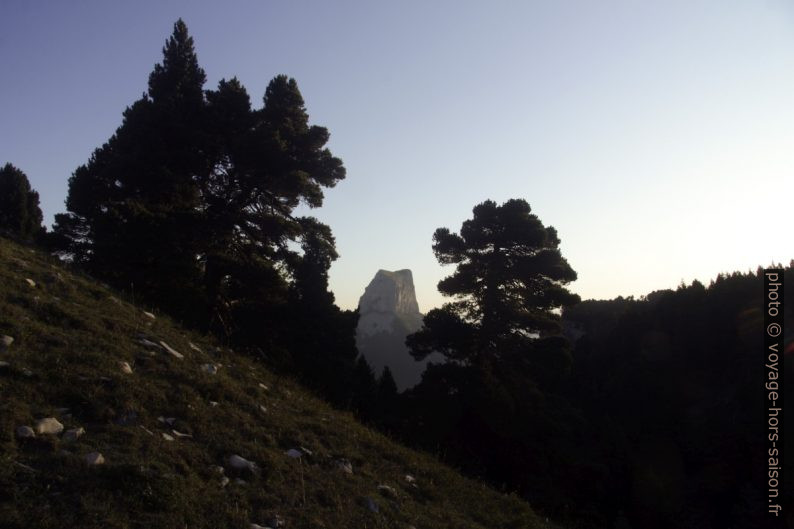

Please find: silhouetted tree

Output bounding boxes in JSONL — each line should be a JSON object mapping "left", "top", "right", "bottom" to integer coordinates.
{"left": 402, "top": 199, "right": 590, "bottom": 523}
{"left": 560, "top": 265, "right": 794, "bottom": 529}
{"left": 199, "top": 74, "right": 345, "bottom": 337}
{"left": 280, "top": 217, "right": 361, "bottom": 408}
{"left": 375, "top": 366, "right": 399, "bottom": 429}
{"left": 53, "top": 19, "right": 209, "bottom": 320}
{"left": 0, "top": 163, "right": 44, "bottom": 242}
{"left": 350, "top": 355, "right": 378, "bottom": 420}
{"left": 409, "top": 198, "right": 579, "bottom": 381}
{"left": 53, "top": 20, "right": 346, "bottom": 335}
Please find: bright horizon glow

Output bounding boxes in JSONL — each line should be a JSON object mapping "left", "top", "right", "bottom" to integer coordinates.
{"left": 1, "top": 1, "right": 792, "bottom": 313}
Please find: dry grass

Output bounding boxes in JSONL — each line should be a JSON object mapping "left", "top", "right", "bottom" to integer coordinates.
{"left": 0, "top": 237, "right": 560, "bottom": 529}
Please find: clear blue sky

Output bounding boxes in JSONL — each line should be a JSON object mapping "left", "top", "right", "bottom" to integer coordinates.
{"left": 1, "top": 1, "right": 792, "bottom": 312}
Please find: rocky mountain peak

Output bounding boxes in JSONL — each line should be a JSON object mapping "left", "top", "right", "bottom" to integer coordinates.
{"left": 356, "top": 269, "right": 444, "bottom": 391}
{"left": 358, "top": 269, "right": 420, "bottom": 317}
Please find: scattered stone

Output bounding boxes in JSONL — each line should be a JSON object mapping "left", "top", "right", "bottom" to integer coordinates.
{"left": 220, "top": 476, "right": 230, "bottom": 487}
{"left": 138, "top": 337, "right": 161, "bottom": 349}
{"left": 211, "top": 465, "right": 225, "bottom": 475}
{"left": 24, "top": 278, "right": 36, "bottom": 288}
{"left": 227, "top": 454, "right": 258, "bottom": 474}
{"left": 120, "top": 361, "right": 133, "bottom": 374}
{"left": 158, "top": 416, "right": 176, "bottom": 426}
{"left": 139, "top": 425, "right": 154, "bottom": 436}
{"left": 85, "top": 452, "right": 105, "bottom": 465}
{"left": 188, "top": 342, "right": 203, "bottom": 353}
{"left": 22, "top": 368, "right": 33, "bottom": 377}
{"left": 299, "top": 446, "right": 313, "bottom": 456}
{"left": 201, "top": 363, "right": 219, "bottom": 375}
{"left": 161, "top": 433, "right": 175, "bottom": 442}
{"left": 249, "top": 524, "right": 267, "bottom": 529}
{"left": 172, "top": 429, "right": 192, "bottom": 439}
{"left": 0, "top": 335, "right": 13, "bottom": 349}
{"left": 143, "top": 311, "right": 156, "bottom": 320}
{"left": 159, "top": 341, "right": 183, "bottom": 359}
{"left": 258, "top": 405, "right": 268, "bottom": 414}
{"left": 336, "top": 459, "right": 353, "bottom": 474}
{"left": 405, "top": 474, "right": 416, "bottom": 484}
{"left": 16, "top": 425, "right": 35, "bottom": 439}
{"left": 63, "top": 427, "right": 85, "bottom": 442}
{"left": 0, "top": 361, "right": 10, "bottom": 369}
{"left": 209, "top": 401, "right": 219, "bottom": 407}
{"left": 14, "top": 461, "right": 37, "bottom": 473}
{"left": 363, "top": 497, "right": 379, "bottom": 513}
{"left": 378, "top": 484, "right": 398, "bottom": 499}
{"left": 285, "top": 448, "right": 302, "bottom": 459}
{"left": 258, "top": 383, "right": 269, "bottom": 391}
{"left": 35, "top": 417, "right": 64, "bottom": 435}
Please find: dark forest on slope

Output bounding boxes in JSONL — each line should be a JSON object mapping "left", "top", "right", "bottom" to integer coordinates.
{"left": 2, "top": 20, "right": 791, "bottom": 529}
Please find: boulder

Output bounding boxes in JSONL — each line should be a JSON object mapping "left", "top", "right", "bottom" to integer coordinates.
{"left": 63, "top": 427, "right": 85, "bottom": 442}
{"left": 35, "top": 417, "right": 64, "bottom": 435}
{"left": 16, "top": 425, "right": 35, "bottom": 439}
{"left": 85, "top": 452, "right": 105, "bottom": 465}
{"left": 0, "top": 335, "right": 13, "bottom": 349}
{"left": 378, "top": 484, "right": 398, "bottom": 499}
{"left": 227, "top": 454, "right": 258, "bottom": 474}
{"left": 201, "top": 363, "right": 219, "bottom": 375}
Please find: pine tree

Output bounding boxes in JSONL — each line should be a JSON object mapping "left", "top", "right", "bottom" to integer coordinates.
{"left": 200, "top": 74, "right": 345, "bottom": 336}
{"left": 409, "top": 198, "right": 579, "bottom": 377}
{"left": 54, "top": 19, "right": 210, "bottom": 319}
{"left": 0, "top": 163, "right": 44, "bottom": 241}
{"left": 403, "top": 198, "right": 583, "bottom": 515}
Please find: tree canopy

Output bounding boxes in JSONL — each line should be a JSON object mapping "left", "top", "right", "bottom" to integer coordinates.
{"left": 53, "top": 20, "right": 345, "bottom": 331}
{"left": 0, "top": 163, "right": 44, "bottom": 242}
{"left": 409, "top": 198, "right": 579, "bottom": 372}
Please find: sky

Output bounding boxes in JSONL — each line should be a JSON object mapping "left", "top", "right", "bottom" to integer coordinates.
{"left": 1, "top": 0, "right": 792, "bottom": 312}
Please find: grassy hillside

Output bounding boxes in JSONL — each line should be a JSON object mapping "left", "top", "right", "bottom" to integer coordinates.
{"left": 0, "top": 237, "right": 558, "bottom": 529}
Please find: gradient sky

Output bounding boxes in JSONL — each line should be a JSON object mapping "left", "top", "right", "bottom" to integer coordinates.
{"left": 2, "top": 1, "right": 792, "bottom": 312}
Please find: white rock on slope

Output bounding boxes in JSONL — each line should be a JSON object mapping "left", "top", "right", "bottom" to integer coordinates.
{"left": 35, "top": 417, "right": 64, "bottom": 435}
{"left": 227, "top": 454, "right": 258, "bottom": 474}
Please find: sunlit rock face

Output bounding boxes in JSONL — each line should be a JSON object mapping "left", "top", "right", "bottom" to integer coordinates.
{"left": 356, "top": 269, "right": 444, "bottom": 391}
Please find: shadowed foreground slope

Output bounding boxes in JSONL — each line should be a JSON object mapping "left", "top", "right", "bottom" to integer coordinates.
{"left": 0, "top": 237, "right": 558, "bottom": 529}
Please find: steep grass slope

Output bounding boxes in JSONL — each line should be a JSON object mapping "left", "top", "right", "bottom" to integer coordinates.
{"left": 0, "top": 237, "right": 558, "bottom": 529}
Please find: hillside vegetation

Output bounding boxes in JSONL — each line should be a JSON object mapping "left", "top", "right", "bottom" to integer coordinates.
{"left": 0, "top": 237, "right": 558, "bottom": 529}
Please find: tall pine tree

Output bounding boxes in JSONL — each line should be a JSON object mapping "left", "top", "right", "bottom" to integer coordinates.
{"left": 54, "top": 19, "right": 209, "bottom": 319}
{"left": 403, "top": 199, "right": 584, "bottom": 518}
